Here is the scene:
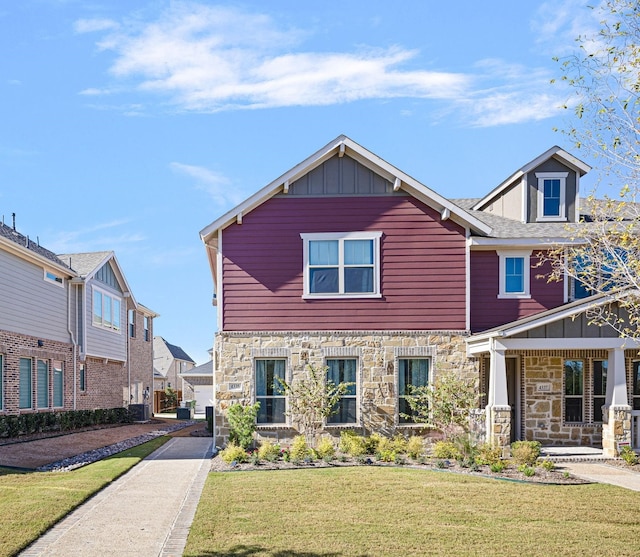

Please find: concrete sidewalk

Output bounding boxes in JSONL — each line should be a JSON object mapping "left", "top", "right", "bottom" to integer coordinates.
{"left": 557, "top": 461, "right": 640, "bottom": 492}
{"left": 20, "top": 436, "right": 213, "bottom": 557}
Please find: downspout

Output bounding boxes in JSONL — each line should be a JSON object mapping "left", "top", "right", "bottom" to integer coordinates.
{"left": 213, "top": 332, "right": 218, "bottom": 448}
{"left": 67, "top": 280, "right": 79, "bottom": 410}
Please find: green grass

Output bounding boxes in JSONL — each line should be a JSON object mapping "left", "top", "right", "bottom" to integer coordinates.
{"left": 186, "top": 467, "right": 640, "bottom": 556}
{"left": 0, "top": 436, "right": 168, "bottom": 557}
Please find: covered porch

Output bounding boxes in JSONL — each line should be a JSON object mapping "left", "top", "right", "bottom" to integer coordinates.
{"left": 467, "top": 296, "right": 640, "bottom": 458}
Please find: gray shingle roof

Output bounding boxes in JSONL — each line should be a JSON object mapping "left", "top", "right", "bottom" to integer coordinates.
{"left": 57, "top": 252, "right": 112, "bottom": 277}
{"left": 0, "top": 222, "right": 72, "bottom": 269}
{"left": 158, "top": 337, "right": 195, "bottom": 363}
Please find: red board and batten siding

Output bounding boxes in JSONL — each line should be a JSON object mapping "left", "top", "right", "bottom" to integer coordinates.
{"left": 221, "top": 195, "right": 468, "bottom": 332}
{"left": 469, "top": 251, "right": 565, "bottom": 332}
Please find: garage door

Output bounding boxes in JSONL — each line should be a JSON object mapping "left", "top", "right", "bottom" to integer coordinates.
{"left": 194, "top": 385, "right": 214, "bottom": 414}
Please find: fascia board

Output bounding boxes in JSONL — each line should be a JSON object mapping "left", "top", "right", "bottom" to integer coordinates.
{"left": 200, "top": 134, "right": 493, "bottom": 241}
{"left": 468, "top": 237, "right": 583, "bottom": 249}
{"left": 472, "top": 146, "right": 591, "bottom": 212}
{"left": 0, "top": 236, "right": 77, "bottom": 278}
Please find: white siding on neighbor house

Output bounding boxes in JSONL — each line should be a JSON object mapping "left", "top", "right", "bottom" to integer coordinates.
{"left": 83, "top": 279, "right": 126, "bottom": 361}
{"left": 0, "top": 248, "right": 71, "bottom": 342}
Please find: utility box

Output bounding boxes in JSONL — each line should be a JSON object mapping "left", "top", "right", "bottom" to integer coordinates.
{"left": 206, "top": 406, "right": 214, "bottom": 433}
{"left": 129, "top": 403, "right": 150, "bottom": 422}
{"left": 177, "top": 407, "right": 193, "bottom": 420}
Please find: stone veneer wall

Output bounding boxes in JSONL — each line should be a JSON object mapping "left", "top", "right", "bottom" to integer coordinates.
{"left": 214, "top": 330, "right": 477, "bottom": 446}
{"left": 521, "top": 350, "right": 611, "bottom": 447}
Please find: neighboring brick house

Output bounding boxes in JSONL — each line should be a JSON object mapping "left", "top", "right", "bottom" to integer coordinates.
{"left": 0, "top": 223, "right": 157, "bottom": 416}
{"left": 153, "top": 337, "right": 195, "bottom": 399}
{"left": 200, "top": 135, "right": 639, "bottom": 457}
{"left": 180, "top": 350, "right": 213, "bottom": 413}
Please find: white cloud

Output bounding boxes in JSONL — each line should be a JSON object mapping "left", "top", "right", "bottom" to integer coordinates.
{"left": 47, "top": 219, "right": 145, "bottom": 254}
{"left": 74, "top": 18, "right": 119, "bottom": 34}
{"left": 77, "top": 1, "right": 586, "bottom": 127}
{"left": 170, "top": 162, "right": 244, "bottom": 206}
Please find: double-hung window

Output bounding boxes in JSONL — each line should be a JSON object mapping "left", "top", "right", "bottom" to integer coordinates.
{"left": 536, "top": 172, "right": 568, "bottom": 221}
{"left": 564, "top": 359, "right": 584, "bottom": 422}
{"left": 326, "top": 359, "right": 357, "bottom": 424}
{"left": 301, "top": 232, "right": 382, "bottom": 298}
{"left": 398, "top": 358, "right": 430, "bottom": 424}
{"left": 93, "top": 287, "right": 122, "bottom": 332}
{"left": 19, "top": 357, "right": 32, "bottom": 410}
{"left": 37, "top": 359, "right": 49, "bottom": 409}
{"left": 498, "top": 250, "right": 531, "bottom": 298}
{"left": 632, "top": 361, "right": 640, "bottom": 411}
{"left": 592, "top": 360, "right": 607, "bottom": 422}
{"left": 255, "top": 359, "right": 286, "bottom": 424}
{"left": 53, "top": 360, "right": 64, "bottom": 408}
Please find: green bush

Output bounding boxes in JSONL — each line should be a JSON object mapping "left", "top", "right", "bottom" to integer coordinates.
{"left": 339, "top": 431, "right": 367, "bottom": 457}
{"left": 511, "top": 441, "right": 541, "bottom": 466}
{"left": 490, "top": 460, "right": 506, "bottom": 473}
{"left": 227, "top": 403, "right": 260, "bottom": 450}
{"left": 406, "top": 436, "right": 424, "bottom": 459}
{"left": 290, "top": 435, "right": 312, "bottom": 462}
{"left": 540, "top": 458, "right": 555, "bottom": 472}
{"left": 257, "top": 440, "right": 281, "bottom": 462}
{"left": 220, "top": 442, "right": 248, "bottom": 464}
{"left": 365, "top": 432, "right": 383, "bottom": 454}
{"left": 432, "top": 440, "right": 460, "bottom": 459}
{"left": 316, "top": 437, "right": 335, "bottom": 460}
{"left": 476, "top": 444, "right": 503, "bottom": 466}
{"left": 620, "top": 445, "right": 638, "bottom": 466}
{"left": 392, "top": 434, "right": 408, "bottom": 454}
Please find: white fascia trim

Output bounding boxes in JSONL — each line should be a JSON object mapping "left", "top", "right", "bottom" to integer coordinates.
{"left": 217, "top": 229, "right": 224, "bottom": 331}
{"left": 465, "top": 227, "right": 471, "bottom": 331}
{"left": 200, "top": 135, "right": 492, "bottom": 242}
{"left": 469, "top": 237, "right": 573, "bottom": 249}
{"left": 495, "top": 337, "right": 640, "bottom": 351}
{"left": 0, "top": 236, "right": 76, "bottom": 278}
{"left": 521, "top": 174, "right": 527, "bottom": 223}
{"left": 472, "top": 146, "right": 590, "bottom": 212}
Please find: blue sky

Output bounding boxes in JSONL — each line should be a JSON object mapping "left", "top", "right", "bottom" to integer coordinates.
{"left": 1, "top": 0, "right": 601, "bottom": 365}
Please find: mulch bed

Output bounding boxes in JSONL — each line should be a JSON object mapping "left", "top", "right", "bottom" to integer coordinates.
{"left": 209, "top": 454, "right": 593, "bottom": 484}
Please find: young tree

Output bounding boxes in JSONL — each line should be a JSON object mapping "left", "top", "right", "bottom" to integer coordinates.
{"left": 278, "top": 364, "right": 353, "bottom": 447}
{"left": 402, "top": 371, "right": 479, "bottom": 438}
{"left": 545, "top": 0, "right": 640, "bottom": 338}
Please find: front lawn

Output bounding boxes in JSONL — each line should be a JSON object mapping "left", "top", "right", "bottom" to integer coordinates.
{"left": 0, "top": 436, "right": 168, "bottom": 557}
{"left": 186, "top": 467, "right": 640, "bottom": 556}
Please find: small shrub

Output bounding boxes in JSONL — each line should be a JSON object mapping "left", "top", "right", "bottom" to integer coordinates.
{"left": 517, "top": 463, "right": 536, "bottom": 476}
{"left": 392, "top": 434, "right": 408, "bottom": 454}
{"left": 620, "top": 445, "right": 638, "bottom": 466}
{"left": 540, "top": 458, "right": 555, "bottom": 472}
{"left": 220, "top": 442, "right": 248, "bottom": 464}
{"left": 281, "top": 448, "right": 291, "bottom": 462}
{"left": 435, "top": 459, "right": 448, "bottom": 469}
{"left": 378, "top": 449, "right": 396, "bottom": 463}
{"left": 316, "top": 437, "right": 336, "bottom": 460}
{"left": 258, "top": 440, "right": 281, "bottom": 462}
{"left": 452, "top": 434, "right": 479, "bottom": 465}
{"left": 365, "top": 433, "right": 383, "bottom": 454}
{"left": 290, "top": 435, "right": 312, "bottom": 462}
{"left": 249, "top": 451, "right": 261, "bottom": 465}
{"left": 394, "top": 454, "right": 406, "bottom": 465}
{"left": 406, "top": 436, "right": 425, "bottom": 460}
{"left": 490, "top": 461, "right": 506, "bottom": 473}
{"left": 511, "top": 441, "right": 541, "bottom": 466}
{"left": 227, "top": 403, "right": 260, "bottom": 450}
{"left": 339, "top": 431, "right": 367, "bottom": 457}
{"left": 433, "top": 440, "right": 460, "bottom": 459}
{"left": 476, "top": 444, "right": 503, "bottom": 466}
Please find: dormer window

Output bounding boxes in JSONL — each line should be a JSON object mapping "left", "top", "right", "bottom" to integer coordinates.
{"left": 536, "top": 172, "right": 568, "bottom": 221}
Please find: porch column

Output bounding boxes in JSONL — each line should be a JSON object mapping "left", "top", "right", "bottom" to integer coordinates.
{"left": 602, "top": 347, "right": 631, "bottom": 458}
{"left": 486, "top": 342, "right": 511, "bottom": 456}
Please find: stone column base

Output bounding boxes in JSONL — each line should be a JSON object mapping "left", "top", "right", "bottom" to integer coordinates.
{"left": 487, "top": 405, "right": 511, "bottom": 457}
{"left": 602, "top": 405, "right": 632, "bottom": 458}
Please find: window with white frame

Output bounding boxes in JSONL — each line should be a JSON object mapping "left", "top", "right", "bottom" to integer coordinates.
{"left": 255, "top": 359, "right": 286, "bottom": 424}
{"left": 44, "top": 270, "right": 64, "bottom": 287}
{"left": 536, "top": 172, "right": 568, "bottom": 221}
{"left": 398, "top": 358, "right": 430, "bottom": 424}
{"left": 128, "top": 309, "right": 136, "bottom": 338}
{"left": 326, "top": 359, "right": 357, "bottom": 424}
{"left": 301, "top": 232, "right": 382, "bottom": 298}
{"left": 93, "top": 287, "right": 122, "bottom": 332}
{"left": 498, "top": 250, "right": 531, "bottom": 298}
